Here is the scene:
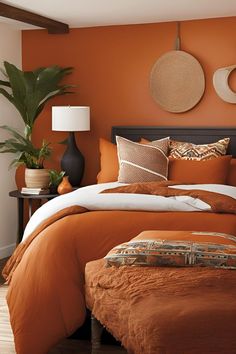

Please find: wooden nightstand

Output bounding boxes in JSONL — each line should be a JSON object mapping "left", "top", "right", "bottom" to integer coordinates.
{"left": 9, "top": 190, "right": 59, "bottom": 244}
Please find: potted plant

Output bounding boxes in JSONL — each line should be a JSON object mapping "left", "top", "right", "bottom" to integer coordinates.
{"left": 0, "top": 125, "right": 52, "bottom": 188}
{"left": 0, "top": 61, "right": 73, "bottom": 188}
{"left": 48, "top": 169, "right": 65, "bottom": 193}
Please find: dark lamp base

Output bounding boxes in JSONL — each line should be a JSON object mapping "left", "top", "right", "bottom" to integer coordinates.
{"left": 61, "top": 132, "right": 85, "bottom": 187}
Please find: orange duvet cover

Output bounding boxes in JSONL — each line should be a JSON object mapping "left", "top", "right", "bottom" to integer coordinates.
{"left": 3, "top": 208, "right": 236, "bottom": 354}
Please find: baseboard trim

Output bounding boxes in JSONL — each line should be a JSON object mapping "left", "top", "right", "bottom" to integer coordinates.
{"left": 0, "top": 243, "right": 16, "bottom": 259}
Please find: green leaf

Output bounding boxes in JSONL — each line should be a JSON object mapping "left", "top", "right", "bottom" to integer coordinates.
{"left": 0, "top": 62, "right": 74, "bottom": 131}
{"left": 3, "top": 62, "right": 27, "bottom": 122}
{"left": 0, "top": 79, "right": 11, "bottom": 87}
{"left": 24, "top": 125, "right": 32, "bottom": 139}
{"left": 0, "top": 125, "right": 26, "bottom": 142}
{"left": 4, "top": 61, "right": 26, "bottom": 99}
{"left": 58, "top": 138, "right": 68, "bottom": 145}
{"left": 0, "top": 87, "right": 14, "bottom": 103}
{"left": 49, "top": 169, "right": 65, "bottom": 186}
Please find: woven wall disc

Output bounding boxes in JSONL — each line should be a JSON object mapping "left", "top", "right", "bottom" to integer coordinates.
{"left": 150, "top": 50, "right": 205, "bottom": 113}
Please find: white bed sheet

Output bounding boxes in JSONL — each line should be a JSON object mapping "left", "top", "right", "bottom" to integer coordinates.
{"left": 23, "top": 182, "right": 236, "bottom": 241}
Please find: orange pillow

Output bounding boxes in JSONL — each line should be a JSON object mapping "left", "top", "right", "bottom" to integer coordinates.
{"left": 97, "top": 139, "right": 119, "bottom": 183}
{"left": 168, "top": 155, "right": 231, "bottom": 184}
{"left": 227, "top": 158, "right": 236, "bottom": 186}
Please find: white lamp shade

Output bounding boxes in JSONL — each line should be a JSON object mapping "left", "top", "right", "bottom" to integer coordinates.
{"left": 52, "top": 106, "right": 90, "bottom": 132}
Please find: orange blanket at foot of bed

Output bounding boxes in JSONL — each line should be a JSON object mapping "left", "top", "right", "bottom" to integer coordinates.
{"left": 85, "top": 258, "right": 236, "bottom": 354}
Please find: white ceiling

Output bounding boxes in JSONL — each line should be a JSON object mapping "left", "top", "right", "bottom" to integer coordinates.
{"left": 1, "top": 0, "right": 236, "bottom": 30}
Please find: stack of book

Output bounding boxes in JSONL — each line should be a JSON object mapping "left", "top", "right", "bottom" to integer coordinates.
{"left": 21, "top": 187, "right": 50, "bottom": 195}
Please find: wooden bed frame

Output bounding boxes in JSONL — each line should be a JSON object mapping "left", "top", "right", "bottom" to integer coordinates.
{"left": 111, "top": 126, "right": 236, "bottom": 156}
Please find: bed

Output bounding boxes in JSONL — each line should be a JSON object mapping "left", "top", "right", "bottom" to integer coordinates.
{"left": 3, "top": 126, "right": 236, "bottom": 354}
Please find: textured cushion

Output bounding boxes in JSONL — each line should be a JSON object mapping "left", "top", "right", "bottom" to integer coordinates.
{"left": 169, "top": 138, "right": 230, "bottom": 160}
{"left": 105, "top": 230, "right": 236, "bottom": 269}
{"left": 97, "top": 137, "right": 169, "bottom": 183}
{"left": 117, "top": 136, "right": 168, "bottom": 183}
{"left": 168, "top": 155, "right": 231, "bottom": 184}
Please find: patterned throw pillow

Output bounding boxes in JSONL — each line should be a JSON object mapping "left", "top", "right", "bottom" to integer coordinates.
{"left": 169, "top": 138, "right": 230, "bottom": 160}
{"left": 116, "top": 136, "right": 169, "bottom": 183}
{"left": 105, "top": 231, "right": 236, "bottom": 269}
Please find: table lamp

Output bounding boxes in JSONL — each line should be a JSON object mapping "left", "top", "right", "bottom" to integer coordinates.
{"left": 52, "top": 106, "right": 90, "bottom": 186}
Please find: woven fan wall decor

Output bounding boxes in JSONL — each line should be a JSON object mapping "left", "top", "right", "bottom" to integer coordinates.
{"left": 150, "top": 23, "right": 205, "bottom": 113}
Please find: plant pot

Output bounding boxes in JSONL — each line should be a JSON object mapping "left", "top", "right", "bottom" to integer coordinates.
{"left": 25, "top": 168, "right": 50, "bottom": 188}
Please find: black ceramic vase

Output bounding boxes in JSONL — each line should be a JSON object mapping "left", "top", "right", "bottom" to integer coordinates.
{"left": 61, "top": 132, "right": 85, "bottom": 186}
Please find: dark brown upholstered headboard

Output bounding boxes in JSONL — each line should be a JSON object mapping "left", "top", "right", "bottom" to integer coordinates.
{"left": 111, "top": 126, "right": 236, "bottom": 157}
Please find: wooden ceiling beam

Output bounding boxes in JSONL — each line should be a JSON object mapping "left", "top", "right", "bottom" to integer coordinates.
{"left": 0, "top": 2, "right": 69, "bottom": 34}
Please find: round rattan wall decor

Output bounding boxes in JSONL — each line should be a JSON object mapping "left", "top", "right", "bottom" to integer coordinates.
{"left": 150, "top": 50, "right": 205, "bottom": 113}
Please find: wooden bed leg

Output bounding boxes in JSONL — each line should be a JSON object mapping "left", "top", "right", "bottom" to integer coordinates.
{"left": 91, "top": 315, "right": 103, "bottom": 352}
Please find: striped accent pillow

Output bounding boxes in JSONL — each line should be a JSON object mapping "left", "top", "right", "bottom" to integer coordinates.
{"left": 169, "top": 138, "right": 230, "bottom": 160}
{"left": 116, "top": 136, "right": 168, "bottom": 183}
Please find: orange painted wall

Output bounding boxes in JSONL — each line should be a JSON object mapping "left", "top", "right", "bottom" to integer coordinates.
{"left": 21, "top": 17, "right": 236, "bottom": 185}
